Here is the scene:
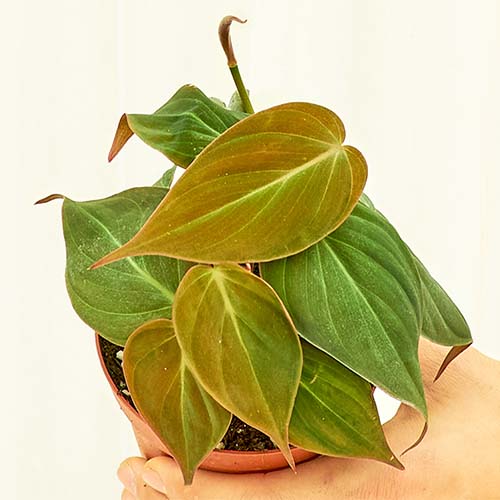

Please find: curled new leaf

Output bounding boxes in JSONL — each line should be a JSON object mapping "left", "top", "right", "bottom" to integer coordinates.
{"left": 172, "top": 264, "right": 302, "bottom": 467}
{"left": 123, "top": 319, "right": 231, "bottom": 484}
{"left": 228, "top": 90, "right": 246, "bottom": 113}
{"left": 92, "top": 102, "right": 367, "bottom": 267}
{"left": 108, "top": 85, "right": 245, "bottom": 166}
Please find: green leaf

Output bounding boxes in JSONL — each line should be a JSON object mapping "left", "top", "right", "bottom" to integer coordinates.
{"left": 93, "top": 102, "right": 368, "bottom": 267}
{"left": 62, "top": 187, "right": 193, "bottom": 345}
{"left": 172, "top": 264, "right": 302, "bottom": 466}
{"left": 210, "top": 97, "right": 227, "bottom": 108}
{"left": 123, "top": 319, "right": 231, "bottom": 485}
{"left": 153, "top": 166, "right": 177, "bottom": 188}
{"left": 359, "top": 192, "right": 375, "bottom": 209}
{"left": 357, "top": 195, "right": 471, "bottom": 346}
{"left": 261, "top": 203, "right": 427, "bottom": 417}
{"left": 412, "top": 252, "right": 472, "bottom": 381}
{"left": 290, "top": 341, "right": 403, "bottom": 469}
{"left": 357, "top": 195, "right": 472, "bottom": 377}
{"left": 108, "top": 85, "right": 246, "bottom": 167}
{"left": 412, "top": 254, "right": 472, "bottom": 347}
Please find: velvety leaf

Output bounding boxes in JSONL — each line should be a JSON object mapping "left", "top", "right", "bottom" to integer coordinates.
{"left": 153, "top": 166, "right": 177, "bottom": 188}
{"left": 412, "top": 254, "right": 472, "bottom": 346}
{"left": 92, "top": 102, "right": 368, "bottom": 267}
{"left": 412, "top": 253, "right": 472, "bottom": 380}
{"left": 108, "top": 85, "right": 245, "bottom": 167}
{"left": 173, "top": 264, "right": 302, "bottom": 467}
{"left": 290, "top": 341, "right": 403, "bottom": 468}
{"left": 123, "top": 319, "right": 231, "bottom": 485}
{"left": 261, "top": 203, "right": 427, "bottom": 417}
{"left": 63, "top": 187, "right": 192, "bottom": 345}
{"left": 358, "top": 195, "right": 472, "bottom": 376}
{"left": 359, "top": 192, "right": 375, "bottom": 209}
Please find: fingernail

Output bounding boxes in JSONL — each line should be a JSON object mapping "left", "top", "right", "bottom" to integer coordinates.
{"left": 143, "top": 467, "right": 167, "bottom": 494}
{"left": 117, "top": 463, "right": 137, "bottom": 495}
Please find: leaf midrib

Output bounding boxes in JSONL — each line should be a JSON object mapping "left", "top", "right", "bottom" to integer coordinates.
{"left": 296, "top": 381, "right": 380, "bottom": 451}
{"left": 319, "top": 240, "right": 422, "bottom": 400}
{"left": 212, "top": 272, "right": 277, "bottom": 432}
{"left": 75, "top": 203, "right": 174, "bottom": 301}
{"left": 165, "top": 145, "right": 341, "bottom": 238}
{"left": 155, "top": 94, "right": 237, "bottom": 130}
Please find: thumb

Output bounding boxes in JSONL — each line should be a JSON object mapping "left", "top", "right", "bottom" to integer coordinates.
{"left": 118, "top": 457, "right": 167, "bottom": 499}
{"left": 142, "top": 457, "right": 186, "bottom": 498}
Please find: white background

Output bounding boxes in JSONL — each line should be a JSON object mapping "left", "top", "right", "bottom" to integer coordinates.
{"left": 5, "top": 1, "right": 499, "bottom": 498}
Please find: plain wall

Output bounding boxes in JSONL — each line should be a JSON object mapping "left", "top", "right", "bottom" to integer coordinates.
{"left": 5, "top": 1, "right": 499, "bottom": 498}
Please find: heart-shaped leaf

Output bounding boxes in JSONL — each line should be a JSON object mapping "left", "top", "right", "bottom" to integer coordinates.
{"left": 290, "top": 341, "right": 403, "bottom": 468}
{"left": 123, "top": 319, "right": 231, "bottom": 485}
{"left": 108, "top": 85, "right": 246, "bottom": 167}
{"left": 261, "top": 203, "right": 427, "bottom": 417}
{"left": 172, "top": 264, "right": 302, "bottom": 467}
{"left": 61, "top": 187, "right": 192, "bottom": 345}
{"left": 92, "top": 102, "right": 367, "bottom": 267}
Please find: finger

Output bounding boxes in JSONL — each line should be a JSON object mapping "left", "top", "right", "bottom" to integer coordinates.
{"left": 118, "top": 457, "right": 147, "bottom": 495}
{"left": 143, "top": 456, "right": 284, "bottom": 499}
{"left": 142, "top": 456, "right": 184, "bottom": 497}
{"left": 121, "top": 489, "right": 136, "bottom": 500}
{"left": 136, "top": 483, "right": 168, "bottom": 500}
{"left": 121, "top": 484, "right": 166, "bottom": 500}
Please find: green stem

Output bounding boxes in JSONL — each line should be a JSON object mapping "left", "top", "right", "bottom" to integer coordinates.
{"left": 218, "top": 16, "right": 255, "bottom": 114}
{"left": 229, "top": 65, "right": 254, "bottom": 114}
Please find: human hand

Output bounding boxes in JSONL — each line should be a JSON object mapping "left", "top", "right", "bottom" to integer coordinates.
{"left": 118, "top": 339, "right": 500, "bottom": 499}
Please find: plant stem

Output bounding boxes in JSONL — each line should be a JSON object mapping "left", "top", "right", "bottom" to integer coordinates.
{"left": 229, "top": 65, "right": 254, "bottom": 114}
{"left": 218, "top": 15, "right": 255, "bottom": 114}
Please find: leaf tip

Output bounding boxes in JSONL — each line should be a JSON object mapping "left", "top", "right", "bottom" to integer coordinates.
{"left": 34, "top": 193, "right": 64, "bottom": 205}
{"left": 88, "top": 256, "right": 109, "bottom": 271}
{"left": 89, "top": 243, "right": 137, "bottom": 270}
{"left": 433, "top": 343, "right": 472, "bottom": 382}
{"left": 277, "top": 442, "right": 296, "bottom": 472}
{"left": 180, "top": 466, "right": 195, "bottom": 486}
{"left": 388, "top": 454, "right": 405, "bottom": 471}
{"left": 89, "top": 252, "right": 117, "bottom": 271}
{"left": 108, "top": 114, "right": 133, "bottom": 163}
{"left": 401, "top": 421, "right": 428, "bottom": 456}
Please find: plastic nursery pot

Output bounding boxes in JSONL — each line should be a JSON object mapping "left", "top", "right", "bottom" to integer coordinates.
{"left": 95, "top": 334, "right": 318, "bottom": 473}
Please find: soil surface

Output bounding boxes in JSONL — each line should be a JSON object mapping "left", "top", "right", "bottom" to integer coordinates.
{"left": 99, "top": 336, "right": 277, "bottom": 451}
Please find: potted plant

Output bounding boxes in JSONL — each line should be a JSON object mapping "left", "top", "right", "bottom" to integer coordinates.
{"left": 36, "top": 15, "right": 472, "bottom": 486}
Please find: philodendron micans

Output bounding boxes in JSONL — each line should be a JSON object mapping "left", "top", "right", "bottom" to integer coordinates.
{"left": 37, "top": 16, "right": 471, "bottom": 485}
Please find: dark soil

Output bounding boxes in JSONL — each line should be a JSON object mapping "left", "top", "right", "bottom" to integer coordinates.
{"left": 99, "top": 336, "right": 277, "bottom": 451}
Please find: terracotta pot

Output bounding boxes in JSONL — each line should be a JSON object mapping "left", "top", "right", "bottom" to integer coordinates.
{"left": 96, "top": 334, "right": 318, "bottom": 473}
